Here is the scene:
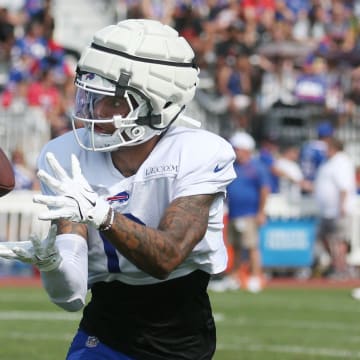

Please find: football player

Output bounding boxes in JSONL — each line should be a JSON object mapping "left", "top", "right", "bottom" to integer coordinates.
{"left": 0, "top": 19, "right": 235, "bottom": 360}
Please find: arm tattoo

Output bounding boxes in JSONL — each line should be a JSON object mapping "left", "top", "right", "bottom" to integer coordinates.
{"left": 53, "top": 219, "right": 88, "bottom": 239}
{"left": 103, "top": 193, "right": 218, "bottom": 279}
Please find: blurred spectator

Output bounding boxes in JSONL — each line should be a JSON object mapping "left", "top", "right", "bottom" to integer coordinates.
{"left": 299, "top": 120, "right": 334, "bottom": 187}
{"left": 322, "top": 0, "right": 355, "bottom": 53}
{"left": 274, "top": 140, "right": 312, "bottom": 203}
{"left": 274, "top": 0, "right": 295, "bottom": 24}
{"left": 11, "top": 147, "right": 38, "bottom": 190}
{"left": 140, "top": 0, "right": 175, "bottom": 25}
{"left": 210, "top": 0, "right": 241, "bottom": 32}
{"left": 11, "top": 18, "right": 47, "bottom": 68}
{"left": 257, "top": 134, "right": 280, "bottom": 193}
{"left": 0, "top": 7, "right": 15, "bottom": 89}
{"left": 294, "top": 56, "right": 329, "bottom": 105}
{"left": 281, "top": 0, "right": 311, "bottom": 20}
{"left": 258, "top": 55, "right": 298, "bottom": 111}
{"left": 215, "top": 21, "right": 249, "bottom": 62}
{"left": 241, "top": 0, "right": 276, "bottom": 31}
{"left": 216, "top": 53, "right": 253, "bottom": 116}
{"left": 265, "top": 18, "right": 293, "bottom": 43}
{"left": 292, "top": 2, "right": 326, "bottom": 44}
{"left": 173, "top": 4, "right": 205, "bottom": 54}
{"left": 291, "top": 8, "right": 310, "bottom": 43}
{"left": 26, "top": 68, "right": 61, "bottom": 127}
{"left": 314, "top": 137, "right": 357, "bottom": 279}
{"left": 24, "top": 0, "right": 47, "bottom": 20}
{"left": 1, "top": 78, "right": 28, "bottom": 110}
{"left": 356, "top": 166, "right": 360, "bottom": 194}
{"left": 210, "top": 131, "right": 270, "bottom": 293}
{"left": 343, "top": 66, "right": 360, "bottom": 120}
{"left": 307, "top": 4, "right": 328, "bottom": 43}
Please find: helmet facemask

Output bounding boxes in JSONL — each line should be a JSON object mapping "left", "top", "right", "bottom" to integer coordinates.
{"left": 72, "top": 72, "right": 163, "bottom": 151}
{"left": 71, "top": 19, "right": 200, "bottom": 152}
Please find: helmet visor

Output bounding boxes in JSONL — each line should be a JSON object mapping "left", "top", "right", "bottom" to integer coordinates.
{"left": 74, "top": 88, "right": 133, "bottom": 121}
{"left": 71, "top": 72, "right": 162, "bottom": 151}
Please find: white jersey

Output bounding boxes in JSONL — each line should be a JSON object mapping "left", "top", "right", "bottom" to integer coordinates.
{"left": 314, "top": 151, "right": 356, "bottom": 218}
{"left": 37, "top": 126, "right": 236, "bottom": 286}
{"left": 275, "top": 157, "right": 304, "bottom": 203}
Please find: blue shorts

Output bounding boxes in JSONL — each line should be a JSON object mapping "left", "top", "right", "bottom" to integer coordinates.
{"left": 66, "top": 329, "right": 135, "bottom": 360}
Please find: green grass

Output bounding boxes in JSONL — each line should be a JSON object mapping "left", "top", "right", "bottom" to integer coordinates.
{"left": 0, "top": 286, "right": 359, "bottom": 359}
{"left": 212, "top": 288, "right": 360, "bottom": 360}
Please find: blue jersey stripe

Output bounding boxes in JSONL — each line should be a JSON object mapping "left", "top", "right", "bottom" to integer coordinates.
{"left": 100, "top": 233, "right": 121, "bottom": 273}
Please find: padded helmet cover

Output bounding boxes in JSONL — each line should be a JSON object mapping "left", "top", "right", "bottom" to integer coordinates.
{"left": 77, "top": 19, "right": 199, "bottom": 130}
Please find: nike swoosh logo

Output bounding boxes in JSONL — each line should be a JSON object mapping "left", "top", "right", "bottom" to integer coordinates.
{"left": 214, "top": 164, "right": 226, "bottom": 173}
{"left": 83, "top": 189, "right": 96, "bottom": 206}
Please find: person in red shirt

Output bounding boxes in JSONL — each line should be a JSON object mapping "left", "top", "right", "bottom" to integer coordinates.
{"left": 27, "top": 68, "right": 62, "bottom": 133}
{"left": 27, "top": 68, "right": 60, "bottom": 110}
{"left": 242, "top": 0, "right": 276, "bottom": 29}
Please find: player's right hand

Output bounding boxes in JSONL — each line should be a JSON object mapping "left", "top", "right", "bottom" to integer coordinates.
{"left": 33, "top": 152, "right": 111, "bottom": 229}
{"left": 0, "top": 224, "right": 61, "bottom": 272}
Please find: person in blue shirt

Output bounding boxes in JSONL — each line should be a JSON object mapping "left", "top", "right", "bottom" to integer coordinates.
{"left": 299, "top": 121, "right": 334, "bottom": 190}
{"left": 210, "top": 131, "right": 271, "bottom": 293}
{"left": 257, "top": 134, "right": 280, "bottom": 193}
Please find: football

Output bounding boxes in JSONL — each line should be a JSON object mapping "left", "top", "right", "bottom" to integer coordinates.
{"left": 0, "top": 147, "right": 15, "bottom": 197}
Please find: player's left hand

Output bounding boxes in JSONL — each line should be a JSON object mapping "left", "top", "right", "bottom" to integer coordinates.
{"left": 33, "top": 152, "right": 111, "bottom": 229}
{"left": 0, "top": 224, "right": 61, "bottom": 271}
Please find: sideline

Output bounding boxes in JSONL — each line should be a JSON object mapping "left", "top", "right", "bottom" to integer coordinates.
{"left": 216, "top": 342, "right": 360, "bottom": 358}
{"left": 2, "top": 276, "right": 360, "bottom": 289}
{"left": 0, "top": 276, "right": 42, "bottom": 287}
{"left": 266, "top": 277, "right": 360, "bottom": 289}
{"left": 0, "top": 310, "right": 80, "bottom": 321}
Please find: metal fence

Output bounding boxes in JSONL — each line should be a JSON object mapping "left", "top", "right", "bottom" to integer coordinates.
{"left": 0, "top": 191, "right": 50, "bottom": 243}
{"left": 0, "top": 106, "right": 51, "bottom": 169}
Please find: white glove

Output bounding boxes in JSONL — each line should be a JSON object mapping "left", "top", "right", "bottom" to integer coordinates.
{"left": 33, "top": 152, "right": 112, "bottom": 230}
{"left": 0, "top": 224, "right": 61, "bottom": 272}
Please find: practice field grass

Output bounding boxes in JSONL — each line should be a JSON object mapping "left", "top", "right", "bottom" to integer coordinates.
{"left": 0, "top": 286, "right": 359, "bottom": 359}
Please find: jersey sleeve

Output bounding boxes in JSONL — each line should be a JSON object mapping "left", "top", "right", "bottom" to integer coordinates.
{"left": 174, "top": 134, "right": 236, "bottom": 198}
{"left": 37, "top": 142, "right": 57, "bottom": 196}
{"left": 36, "top": 131, "right": 82, "bottom": 196}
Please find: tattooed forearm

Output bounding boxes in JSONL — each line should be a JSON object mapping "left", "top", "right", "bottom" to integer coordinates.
{"left": 103, "top": 193, "right": 218, "bottom": 279}
{"left": 53, "top": 219, "right": 88, "bottom": 239}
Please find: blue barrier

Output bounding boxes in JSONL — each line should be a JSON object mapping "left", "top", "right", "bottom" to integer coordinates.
{"left": 259, "top": 219, "right": 317, "bottom": 267}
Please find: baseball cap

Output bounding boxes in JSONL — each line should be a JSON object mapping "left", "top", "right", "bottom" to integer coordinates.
{"left": 317, "top": 121, "right": 334, "bottom": 138}
{"left": 229, "top": 131, "right": 255, "bottom": 150}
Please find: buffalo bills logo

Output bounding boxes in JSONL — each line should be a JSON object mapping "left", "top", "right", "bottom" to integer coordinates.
{"left": 85, "top": 73, "right": 95, "bottom": 80}
{"left": 107, "top": 191, "right": 130, "bottom": 204}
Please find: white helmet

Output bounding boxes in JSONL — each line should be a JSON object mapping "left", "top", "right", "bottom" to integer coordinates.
{"left": 72, "top": 19, "right": 200, "bottom": 151}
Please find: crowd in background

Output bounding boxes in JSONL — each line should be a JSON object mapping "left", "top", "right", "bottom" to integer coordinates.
{"left": 1, "top": 0, "right": 360, "bottom": 282}
{"left": 0, "top": 0, "right": 360, "bottom": 185}
{"left": 118, "top": 0, "right": 360, "bottom": 137}
{"left": 212, "top": 125, "right": 358, "bottom": 292}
